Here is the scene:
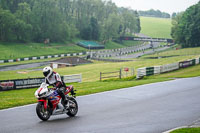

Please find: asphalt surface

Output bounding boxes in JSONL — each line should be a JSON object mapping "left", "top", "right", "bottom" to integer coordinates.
{"left": 0, "top": 61, "right": 50, "bottom": 71}
{"left": 1, "top": 77, "right": 200, "bottom": 133}
{"left": 114, "top": 46, "right": 169, "bottom": 59}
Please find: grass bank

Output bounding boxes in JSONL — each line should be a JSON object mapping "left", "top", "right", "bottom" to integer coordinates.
{"left": 0, "top": 40, "right": 143, "bottom": 61}
{"left": 0, "top": 42, "right": 86, "bottom": 60}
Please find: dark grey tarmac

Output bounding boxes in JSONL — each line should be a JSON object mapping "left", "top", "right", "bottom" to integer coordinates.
{"left": 0, "top": 61, "right": 50, "bottom": 71}
{"left": 1, "top": 77, "right": 200, "bottom": 133}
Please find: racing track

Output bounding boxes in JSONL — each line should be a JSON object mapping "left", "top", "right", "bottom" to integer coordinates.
{"left": 1, "top": 77, "right": 200, "bottom": 133}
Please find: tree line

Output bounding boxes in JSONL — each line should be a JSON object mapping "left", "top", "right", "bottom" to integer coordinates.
{"left": 138, "top": 9, "right": 170, "bottom": 18}
{"left": 171, "top": 1, "right": 200, "bottom": 48}
{"left": 0, "top": 0, "right": 141, "bottom": 43}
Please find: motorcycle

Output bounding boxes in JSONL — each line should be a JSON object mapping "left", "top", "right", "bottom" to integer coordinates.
{"left": 34, "top": 82, "right": 78, "bottom": 121}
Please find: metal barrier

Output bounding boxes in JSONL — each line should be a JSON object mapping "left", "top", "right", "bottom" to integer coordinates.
{"left": 63, "top": 74, "right": 82, "bottom": 83}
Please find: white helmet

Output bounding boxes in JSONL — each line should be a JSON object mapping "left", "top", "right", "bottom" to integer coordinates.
{"left": 43, "top": 66, "right": 53, "bottom": 78}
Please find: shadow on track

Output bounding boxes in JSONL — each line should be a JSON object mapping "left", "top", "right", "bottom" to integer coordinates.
{"left": 38, "top": 116, "right": 81, "bottom": 124}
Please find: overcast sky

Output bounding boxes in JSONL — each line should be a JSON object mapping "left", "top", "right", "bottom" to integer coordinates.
{"left": 110, "top": 0, "right": 199, "bottom": 14}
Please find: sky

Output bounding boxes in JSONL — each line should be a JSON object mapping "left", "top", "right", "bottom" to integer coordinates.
{"left": 110, "top": 0, "right": 199, "bottom": 14}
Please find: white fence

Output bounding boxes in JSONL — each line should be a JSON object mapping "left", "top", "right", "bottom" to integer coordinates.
{"left": 154, "top": 66, "right": 161, "bottom": 74}
{"left": 63, "top": 74, "right": 82, "bottom": 83}
{"left": 160, "top": 63, "right": 179, "bottom": 73}
{"left": 137, "top": 68, "right": 146, "bottom": 79}
{"left": 196, "top": 58, "right": 199, "bottom": 64}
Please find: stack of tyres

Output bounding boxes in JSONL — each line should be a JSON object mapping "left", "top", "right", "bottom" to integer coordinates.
{"left": 191, "top": 59, "right": 196, "bottom": 66}
{"left": 146, "top": 67, "right": 154, "bottom": 76}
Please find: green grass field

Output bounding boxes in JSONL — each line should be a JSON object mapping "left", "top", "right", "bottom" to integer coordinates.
{"left": 140, "top": 16, "right": 172, "bottom": 38}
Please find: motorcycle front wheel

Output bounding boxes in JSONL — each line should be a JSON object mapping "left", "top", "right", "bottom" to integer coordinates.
{"left": 36, "top": 102, "right": 51, "bottom": 121}
{"left": 67, "top": 97, "right": 78, "bottom": 117}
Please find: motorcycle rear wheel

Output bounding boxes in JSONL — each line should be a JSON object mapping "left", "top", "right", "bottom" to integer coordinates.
{"left": 67, "top": 97, "right": 78, "bottom": 117}
{"left": 36, "top": 102, "right": 51, "bottom": 121}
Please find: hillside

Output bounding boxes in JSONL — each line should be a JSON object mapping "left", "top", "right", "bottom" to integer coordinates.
{"left": 140, "top": 16, "right": 172, "bottom": 38}
{"left": 0, "top": 16, "right": 173, "bottom": 60}
{"left": 0, "top": 40, "right": 143, "bottom": 60}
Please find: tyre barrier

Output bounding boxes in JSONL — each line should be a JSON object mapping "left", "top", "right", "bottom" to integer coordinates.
{"left": 137, "top": 58, "right": 200, "bottom": 79}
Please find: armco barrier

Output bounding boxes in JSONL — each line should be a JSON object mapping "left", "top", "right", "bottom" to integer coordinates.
{"left": 0, "top": 74, "right": 82, "bottom": 91}
{"left": 179, "top": 61, "right": 192, "bottom": 68}
{"left": 160, "top": 63, "right": 179, "bottom": 73}
{"left": 63, "top": 74, "right": 82, "bottom": 83}
{"left": 154, "top": 66, "right": 161, "bottom": 74}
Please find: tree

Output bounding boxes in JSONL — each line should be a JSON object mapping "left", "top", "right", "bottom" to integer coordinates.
{"left": 103, "top": 13, "right": 121, "bottom": 41}
{"left": 0, "top": 7, "right": 16, "bottom": 41}
{"left": 14, "top": 2, "right": 32, "bottom": 42}
{"left": 138, "top": 9, "right": 170, "bottom": 18}
{"left": 0, "top": 0, "right": 141, "bottom": 43}
{"left": 31, "top": 0, "right": 69, "bottom": 42}
{"left": 172, "top": 12, "right": 177, "bottom": 18}
{"left": 13, "top": 19, "right": 32, "bottom": 42}
{"left": 171, "top": 2, "right": 200, "bottom": 47}
{"left": 90, "top": 17, "right": 100, "bottom": 40}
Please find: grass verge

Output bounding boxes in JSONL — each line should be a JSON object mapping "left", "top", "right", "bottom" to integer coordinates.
{"left": 170, "top": 127, "right": 200, "bottom": 133}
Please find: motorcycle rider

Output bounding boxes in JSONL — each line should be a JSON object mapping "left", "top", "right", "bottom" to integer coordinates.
{"left": 43, "top": 66, "right": 67, "bottom": 108}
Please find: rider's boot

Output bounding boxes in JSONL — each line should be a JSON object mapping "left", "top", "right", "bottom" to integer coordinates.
{"left": 60, "top": 92, "right": 68, "bottom": 109}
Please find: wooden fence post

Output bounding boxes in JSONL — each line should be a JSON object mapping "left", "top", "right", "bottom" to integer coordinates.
{"left": 100, "top": 72, "right": 102, "bottom": 81}
{"left": 119, "top": 69, "right": 122, "bottom": 79}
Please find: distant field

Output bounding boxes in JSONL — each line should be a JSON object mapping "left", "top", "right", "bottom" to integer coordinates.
{"left": 140, "top": 17, "right": 172, "bottom": 38}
